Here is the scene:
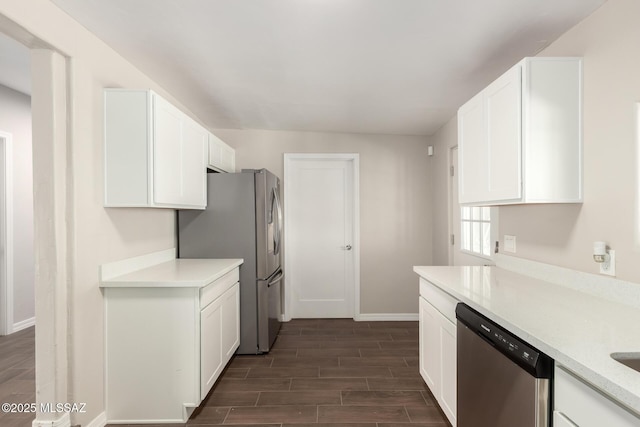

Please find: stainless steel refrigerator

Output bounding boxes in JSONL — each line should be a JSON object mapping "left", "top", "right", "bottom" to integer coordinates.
{"left": 177, "top": 169, "right": 283, "bottom": 354}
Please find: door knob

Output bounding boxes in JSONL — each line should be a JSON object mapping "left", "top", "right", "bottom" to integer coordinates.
{"left": 345, "top": 245, "right": 352, "bottom": 250}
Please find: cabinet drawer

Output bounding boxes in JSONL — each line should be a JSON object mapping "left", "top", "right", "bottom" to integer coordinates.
{"left": 555, "top": 366, "right": 640, "bottom": 426}
{"left": 419, "top": 278, "right": 458, "bottom": 323}
{"left": 200, "top": 268, "right": 239, "bottom": 309}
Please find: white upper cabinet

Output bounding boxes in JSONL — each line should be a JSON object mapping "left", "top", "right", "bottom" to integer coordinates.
{"left": 458, "top": 57, "right": 582, "bottom": 206}
{"left": 208, "top": 132, "right": 236, "bottom": 173}
{"left": 104, "top": 89, "right": 207, "bottom": 209}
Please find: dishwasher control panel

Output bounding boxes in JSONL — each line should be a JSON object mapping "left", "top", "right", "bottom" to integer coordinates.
{"left": 482, "top": 322, "right": 539, "bottom": 367}
{"left": 456, "top": 303, "right": 552, "bottom": 378}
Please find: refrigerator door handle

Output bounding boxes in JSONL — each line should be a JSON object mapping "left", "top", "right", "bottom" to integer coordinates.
{"left": 272, "top": 188, "right": 283, "bottom": 256}
{"left": 267, "top": 269, "right": 284, "bottom": 287}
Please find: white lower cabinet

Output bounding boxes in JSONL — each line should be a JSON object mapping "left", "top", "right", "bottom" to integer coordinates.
{"left": 419, "top": 297, "right": 440, "bottom": 391}
{"left": 554, "top": 365, "right": 640, "bottom": 426}
{"left": 200, "top": 283, "right": 239, "bottom": 398}
{"left": 419, "top": 278, "right": 458, "bottom": 426}
{"left": 200, "top": 294, "right": 223, "bottom": 399}
{"left": 105, "top": 268, "right": 240, "bottom": 423}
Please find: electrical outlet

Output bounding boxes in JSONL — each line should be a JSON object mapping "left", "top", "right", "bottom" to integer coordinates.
{"left": 504, "top": 235, "right": 517, "bottom": 253}
{"left": 600, "top": 249, "right": 616, "bottom": 276}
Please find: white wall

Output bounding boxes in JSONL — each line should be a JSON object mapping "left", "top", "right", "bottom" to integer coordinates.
{"left": 0, "top": 2, "right": 193, "bottom": 424}
{"left": 431, "top": 0, "right": 640, "bottom": 282}
{"left": 214, "top": 128, "right": 432, "bottom": 314}
{"left": 499, "top": 0, "right": 640, "bottom": 282}
{"left": 0, "top": 84, "right": 34, "bottom": 328}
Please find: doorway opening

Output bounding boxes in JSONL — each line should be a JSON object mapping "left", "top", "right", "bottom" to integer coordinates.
{"left": 0, "top": 33, "right": 35, "bottom": 335}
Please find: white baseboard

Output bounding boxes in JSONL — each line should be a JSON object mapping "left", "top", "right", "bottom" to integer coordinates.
{"left": 32, "top": 413, "right": 70, "bottom": 427}
{"left": 31, "top": 410, "right": 105, "bottom": 427}
{"left": 356, "top": 313, "right": 419, "bottom": 322}
{"left": 84, "top": 411, "right": 107, "bottom": 427}
{"left": 13, "top": 316, "right": 35, "bottom": 332}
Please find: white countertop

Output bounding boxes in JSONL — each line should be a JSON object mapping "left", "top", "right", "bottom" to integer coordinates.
{"left": 414, "top": 265, "right": 640, "bottom": 416}
{"left": 101, "top": 258, "right": 243, "bottom": 288}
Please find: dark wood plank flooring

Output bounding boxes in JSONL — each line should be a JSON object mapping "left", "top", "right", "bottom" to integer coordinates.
{"left": 0, "top": 321, "right": 450, "bottom": 427}
{"left": 0, "top": 326, "right": 35, "bottom": 427}
{"left": 186, "top": 318, "right": 450, "bottom": 427}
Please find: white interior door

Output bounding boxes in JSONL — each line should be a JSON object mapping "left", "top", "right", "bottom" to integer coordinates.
{"left": 285, "top": 154, "right": 358, "bottom": 319}
{"left": 450, "top": 147, "right": 496, "bottom": 267}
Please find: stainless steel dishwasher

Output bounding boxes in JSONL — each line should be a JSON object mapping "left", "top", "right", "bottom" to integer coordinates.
{"left": 456, "top": 303, "right": 553, "bottom": 427}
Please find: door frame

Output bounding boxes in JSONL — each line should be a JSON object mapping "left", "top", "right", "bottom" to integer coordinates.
{"left": 0, "top": 132, "right": 14, "bottom": 335}
{"left": 283, "top": 153, "right": 360, "bottom": 321}
{"left": 448, "top": 146, "right": 457, "bottom": 265}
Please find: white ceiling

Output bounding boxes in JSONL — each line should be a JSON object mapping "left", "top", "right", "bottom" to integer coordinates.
{"left": 12, "top": 0, "right": 607, "bottom": 135}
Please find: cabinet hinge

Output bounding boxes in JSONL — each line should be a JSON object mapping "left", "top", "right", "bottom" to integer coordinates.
{"left": 450, "top": 165, "right": 455, "bottom": 177}
{"left": 450, "top": 234, "right": 455, "bottom": 245}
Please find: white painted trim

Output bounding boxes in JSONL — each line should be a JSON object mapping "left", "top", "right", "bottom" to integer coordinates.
{"left": 13, "top": 316, "right": 35, "bottom": 332}
{"left": 84, "top": 411, "right": 107, "bottom": 427}
{"left": 31, "top": 48, "right": 70, "bottom": 425}
{"left": 0, "top": 132, "right": 14, "bottom": 335}
{"left": 32, "top": 413, "right": 70, "bottom": 427}
{"left": 356, "top": 313, "right": 419, "bottom": 322}
{"left": 100, "top": 248, "right": 175, "bottom": 281}
{"left": 635, "top": 102, "right": 640, "bottom": 248}
{"left": 447, "top": 146, "right": 455, "bottom": 265}
{"left": 283, "top": 153, "right": 360, "bottom": 321}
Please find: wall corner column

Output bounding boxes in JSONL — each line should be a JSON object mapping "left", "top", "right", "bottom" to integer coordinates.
{"left": 31, "top": 48, "right": 70, "bottom": 427}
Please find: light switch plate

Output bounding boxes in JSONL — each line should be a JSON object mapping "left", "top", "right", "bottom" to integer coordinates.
{"left": 504, "top": 235, "right": 517, "bottom": 253}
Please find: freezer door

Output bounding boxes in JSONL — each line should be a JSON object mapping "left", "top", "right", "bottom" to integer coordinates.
{"left": 257, "top": 268, "right": 283, "bottom": 352}
{"left": 255, "top": 169, "right": 282, "bottom": 279}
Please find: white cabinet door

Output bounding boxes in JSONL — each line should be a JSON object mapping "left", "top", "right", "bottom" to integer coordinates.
{"left": 104, "top": 89, "right": 207, "bottom": 209}
{"left": 200, "top": 295, "right": 223, "bottom": 399}
{"left": 484, "top": 65, "right": 521, "bottom": 202}
{"left": 457, "top": 57, "right": 582, "bottom": 206}
{"left": 440, "top": 316, "right": 457, "bottom": 425}
{"left": 459, "top": 65, "right": 521, "bottom": 205}
{"left": 181, "top": 117, "right": 208, "bottom": 207}
{"left": 221, "top": 283, "right": 240, "bottom": 360}
{"left": 419, "top": 296, "right": 440, "bottom": 392}
{"left": 458, "top": 92, "right": 487, "bottom": 204}
{"left": 419, "top": 294, "right": 457, "bottom": 427}
{"left": 208, "top": 133, "right": 236, "bottom": 173}
{"left": 200, "top": 282, "right": 240, "bottom": 400}
{"left": 153, "top": 95, "right": 184, "bottom": 205}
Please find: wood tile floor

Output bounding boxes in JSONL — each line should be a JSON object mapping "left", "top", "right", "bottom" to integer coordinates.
{"left": 0, "top": 326, "right": 36, "bottom": 427}
{"left": 185, "top": 318, "right": 451, "bottom": 427}
{"left": 0, "top": 321, "right": 451, "bottom": 427}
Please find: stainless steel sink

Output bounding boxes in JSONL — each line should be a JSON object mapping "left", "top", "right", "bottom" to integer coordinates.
{"left": 611, "top": 353, "right": 640, "bottom": 373}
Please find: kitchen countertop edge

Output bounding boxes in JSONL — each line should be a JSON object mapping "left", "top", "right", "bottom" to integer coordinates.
{"left": 101, "top": 258, "right": 244, "bottom": 288}
{"left": 413, "top": 265, "right": 640, "bottom": 417}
